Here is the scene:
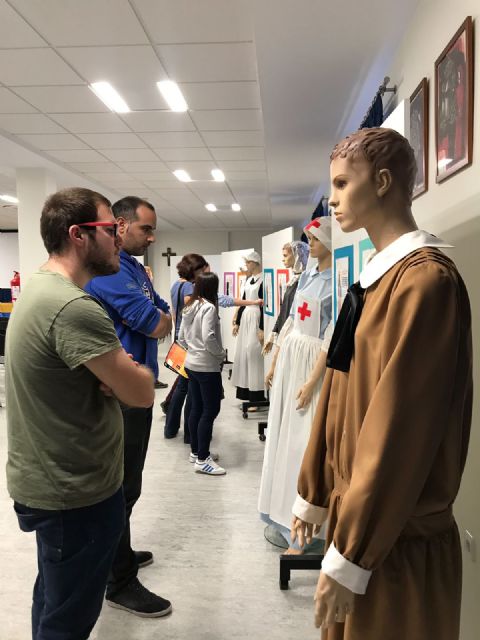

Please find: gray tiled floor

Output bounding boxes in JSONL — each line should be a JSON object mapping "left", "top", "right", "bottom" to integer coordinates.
{"left": 0, "top": 368, "right": 320, "bottom": 639}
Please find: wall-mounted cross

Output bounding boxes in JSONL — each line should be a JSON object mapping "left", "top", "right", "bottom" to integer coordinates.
{"left": 162, "top": 247, "right": 177, "bottom": 267}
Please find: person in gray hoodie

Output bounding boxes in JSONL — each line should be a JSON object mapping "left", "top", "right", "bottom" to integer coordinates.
{"left": 178, "top": 272, "right": 226, "bottom": 475}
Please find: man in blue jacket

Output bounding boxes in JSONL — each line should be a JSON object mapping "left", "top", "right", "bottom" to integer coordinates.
{"left": 87, "top": 196, "right": 172, "bottom": 618}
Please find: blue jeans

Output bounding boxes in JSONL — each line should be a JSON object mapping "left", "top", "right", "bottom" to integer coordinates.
{"left": 185, "top": 369, "right": 222, "bottom": 460}
{"left": 15, "top": 488, "right": 125, "bottom": 640}
{"left": 164, "top": 374, "right": 191, "bottom": 441}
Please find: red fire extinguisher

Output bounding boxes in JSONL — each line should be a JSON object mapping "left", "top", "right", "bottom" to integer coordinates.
{"left": 10, "top": 271, "right": 20, "bottom": 304}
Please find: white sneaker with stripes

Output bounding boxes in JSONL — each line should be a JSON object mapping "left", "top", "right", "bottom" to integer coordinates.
{"left": 189, "top": 452, "right": 219, "bottom": 463}
{"left": 194, "top": 456, "right": 226, "bottom": 475}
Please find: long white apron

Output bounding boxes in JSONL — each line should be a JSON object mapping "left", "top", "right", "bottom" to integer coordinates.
{"left": 231, "top": 274, "right": 264, "bottom": 393}
{"left": 258, "top": 291, "right": 325, "bottom": 529}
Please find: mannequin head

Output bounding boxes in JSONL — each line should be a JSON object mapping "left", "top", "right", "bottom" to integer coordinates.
{"left": 281, "top": 244, "right": 294, "bottom": 269}
{"left": 243, "top": 251, "right": 262, "bottom": 277}
{"left": 329, "top": 128, "right": 416, "bottom": 235}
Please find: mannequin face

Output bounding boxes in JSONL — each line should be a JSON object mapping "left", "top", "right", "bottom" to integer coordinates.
{"left": 306, "top": 231, "right": 329, "bottom": 261}
{"left": 282, "top": 246, "right": 294, "bottom": 268}
{"left": 329, "top": 156, "right": 387, "bottom": 233}
{"left": 244, "top": 259, "right": 260, "bottom": 276}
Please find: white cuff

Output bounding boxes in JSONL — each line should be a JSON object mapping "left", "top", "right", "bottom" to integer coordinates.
{"left": 292, "top": 494, "right": 328, "bottom": 526}
{"left": 321, "top": 543, "right": 371, "bottom": 594}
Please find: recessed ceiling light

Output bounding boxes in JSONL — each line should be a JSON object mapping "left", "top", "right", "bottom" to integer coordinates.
{"left": 211, "top": 169, "right": 225, "bottom": 182}
{"left": 231, "top": 203, "right": 241, "bottom": 211}
{"left": 157, "top": 80, "right": 188, "bottom": 112}
{"left": 173, "top": 169, "right": 192, "bottom": 182}
{"left": 205, "top": 203, "right": 217, "bottom": 212}
{"left": 0, "top": 194, "right": 19, "bottom": 204}
{"left": 90, "top": 82, "right": 130, "bottom": 113}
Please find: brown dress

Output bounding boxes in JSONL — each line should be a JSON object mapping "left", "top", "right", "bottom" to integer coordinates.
{"left": 297, "top": 248, "right": 473, "bottom": 640}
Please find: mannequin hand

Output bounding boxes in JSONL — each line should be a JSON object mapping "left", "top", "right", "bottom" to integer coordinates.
{"left": 255, "top": 298, "right": 264, "bottom": 307}
{"left": 257, "top": 329, "right": 264, "bottom": 345}
{"left": 291, "top": 516, "right": 324, "bottom": 548}
{"left": 232, "top": 325, "right": 239, "bottom": 337}
{"left": 265, "top": 368, "right": 275, "bottom": 388}
{"left": 314, "top": 572, "right": 355, "bottom": 629}
{"left": 262, "top": 340, "right": 274, "bottom": 355}
{"left": 296, "top": 380, "right": 314, "bottom": 409}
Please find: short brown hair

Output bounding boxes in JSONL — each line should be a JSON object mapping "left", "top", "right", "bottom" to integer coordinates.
{"left": 112, "top": 196, "right": 154, "bottom": 221}
{"left": 176, "top": 253, "right": 208, "bottom": 281}
{"left": 40, "top": 187, "right": 111, "bottom": 255}
{"left": 330, "top": 128, "right": 417, "bottom": 205}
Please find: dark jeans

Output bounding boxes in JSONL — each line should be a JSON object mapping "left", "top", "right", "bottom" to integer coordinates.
{"left": 164, "top": 374, "right": 191, "bottom": 441}
{"left": 106, "top": 405, "right": 152, "bottom": 598}
{"left": 15, "top": 488, "right": 124, "bottom": 640}
{"left": 186, "top": 368, "right": 222, "bottom": 461}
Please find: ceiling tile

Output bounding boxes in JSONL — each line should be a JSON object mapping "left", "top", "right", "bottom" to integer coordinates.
{"left": 191, "top": 109, "right": 263, "bottom": 132}
{"left": 164, "top": 160, "right": 216, "bottom": 175}
{"left": 49, "top": 113, "right": 130, "bottom": 134}
{"left": 78, "top": 133, "right": 146, "bottom": 149}
{"left": 202, "top": 131, "right": 264, "bottom": 147}
{"left": 9, "top": 0, "right": 149, "bottom": 46}
{"left": 121, "top": 111, "right": 195, "bottom": 133}
{"left": 99, "top": 148, "right": 159, "bottom": 162}
{"left": 226, "top": 172, "right": 268, "bottom": 183}
{"left": 14, "top": 86, "right": 109, "bottom": 113}
{"left": 0, "top": 88, "right": 37, "bottom": 113}
{"left": 188, "top": 182, "right": 231, "bottom": 202}
{"left": 67, "top": 162, "right": 123, "bottom": 173}
{"left": 146, "top": 181, "right": 185, "bottom": 189}
{"left": 134, "top": 0, "right": 253, "bottom": 42}
{"left": 156, "top": 43, "right": 257, "bottom": 82}
{"left": 58, "top": 46, "right": 168, "bottom": 111}
{"left": 116, "top": 161, "right": 169, "bottom": 173}
{"left": 154, "top": 147, "right": 211, "bottom": 162}
{"left": 229, "top": 181, "right": 268, "bottom": 197}
{"left": 139, "top": 131, "right": 204, "bottom": 148}
{"left": 0, "top": 114, "right": 65, "bottom": 134}
{"left": 17, "top": 133, "right": 89, "bottom": 150}
{"left": 181, "top": 82, "right": 260, "bottom": 110}
{"left": 0, "top": 0, "right": 47, "bottom": 47}
{"left": 47, "top": 149, "right": 107, "bottom": 163}
{"left": 210, "top": 147, "right": 265, "bottom": 161}
{"left": 0, "top": 49, "right": 82, "bottom": 86}
{"left": 217, "top": 160, "right": 266, "bottom": 172}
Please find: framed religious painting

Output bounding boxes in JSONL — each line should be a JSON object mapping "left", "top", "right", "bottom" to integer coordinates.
{"left": 223, "top": 272, "right": 235, "bottom": 297}
{"left": 409, "top": 78, "right": 429, "bottom": 198}
{"left": 263, "top": 268, "right": 275, "bottom": 317}
{"left": 435, "top": 16, "right": 474, "bottom": 183}
{"left": 333, "top": 245, "right": 354, "bottom": 322}
{"left": 276, "top": 269, "right": 289, "bottom": 307}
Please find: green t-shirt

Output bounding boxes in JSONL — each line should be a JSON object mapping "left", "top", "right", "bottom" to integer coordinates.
{"left": 5, "top": 271, "right": 124, "bottom": 510}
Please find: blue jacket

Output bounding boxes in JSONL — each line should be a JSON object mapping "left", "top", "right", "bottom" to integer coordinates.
{"left": 86, "top": 251, "right": 170, "bottom": 378}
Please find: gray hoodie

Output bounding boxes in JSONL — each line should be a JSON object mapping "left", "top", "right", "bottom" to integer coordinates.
{"left": 178, "top": 299, "right": 225, "bottom": 372}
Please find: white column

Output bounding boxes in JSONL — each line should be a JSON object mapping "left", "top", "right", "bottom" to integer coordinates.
{"left": 16, "top": 168, "right": 56, "bottom": 285}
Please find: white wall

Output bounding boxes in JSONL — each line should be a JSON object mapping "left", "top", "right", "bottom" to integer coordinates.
{"left": 386, "top": 2, "right": 480, "bottom": 637}
{"left": 0, "top": 233, "right": 19, "bottom": 288}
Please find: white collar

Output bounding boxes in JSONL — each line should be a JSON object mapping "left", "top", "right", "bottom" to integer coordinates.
{"left": 359, "top": 230, "right": 453, "bottom": 288}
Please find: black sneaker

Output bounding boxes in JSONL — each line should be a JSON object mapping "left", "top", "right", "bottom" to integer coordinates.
{"left": 106, "top": 578, "right": 172, "bottom": 618}
{"left": 155, "top": 380, "right": 168, "bottom": 389}
{"left": 134, "top": 550, "right": 153, "bottom": 568}
{"left": 160, "top": 400, "right": 169, "bottom": 415}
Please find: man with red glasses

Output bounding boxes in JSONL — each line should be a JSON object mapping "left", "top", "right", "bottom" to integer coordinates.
{"left": 5, "top": 187, "right": 156, "bottom": 640}
{"left": 87, "top": 196, "right": 172, "bottom": 619}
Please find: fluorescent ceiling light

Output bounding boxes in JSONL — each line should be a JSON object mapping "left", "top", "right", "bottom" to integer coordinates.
{"left": 231, "top": 203, "right": 241, "bottom": 211}
{"left": 205, "top": 203, "right": 217, "bottom": 212}
{"left": 0, "top": 194, "right": 19, "bottom": 204}
{"left": 90, "top": 82, "right": 130, "bottom": 113}
{"left": 157, "top": 80, "right": 188, "bottom": 112}
{"left": 438, "top": 158, "right": 453, "bottom": 169}
{"left": 173, "top": 169, "right": 192, "bottom": 182}
{"left": 211, "top": 169, "right": 225, "bottom": 182}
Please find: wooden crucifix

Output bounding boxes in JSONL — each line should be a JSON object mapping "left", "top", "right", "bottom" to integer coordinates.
{"left": 162, "top": 247, "right": 177, "bottom": 267}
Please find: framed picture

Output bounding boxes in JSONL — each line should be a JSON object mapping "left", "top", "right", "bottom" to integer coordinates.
{"left": 224, "top": 272, "right": 235, "bottom": 297}
{"left": 263, "top": 268, "right": 275, "bottom": 317}
{"left": 276, "top": 269, "right": 290, "bottom": 307}
{"left": 359, "top": 237, "right": 376, "bottom": 272}
{"left": 333, "top": 245, "right": 354, "bottom": 321}
{"left": 409, "top": 78, "right": 429, "bottom": 198}
{"left": 236, "top": 271, "right": 247, "bottom": 298}
{"left": 435, "top": 16, "right": 474, "bottom": 183}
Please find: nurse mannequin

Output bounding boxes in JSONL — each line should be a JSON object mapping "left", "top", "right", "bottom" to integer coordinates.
{"left": 258, "top": 219, "right": 332, "bottom": 554}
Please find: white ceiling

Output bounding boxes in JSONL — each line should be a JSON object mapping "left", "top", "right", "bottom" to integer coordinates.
{"left": 0, "top": 0, "right": 420, "bottom": 231}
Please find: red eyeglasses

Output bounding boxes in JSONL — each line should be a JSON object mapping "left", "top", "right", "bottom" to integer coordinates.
{"left": 77, "top": 221, "right": 119, "bottom": 237}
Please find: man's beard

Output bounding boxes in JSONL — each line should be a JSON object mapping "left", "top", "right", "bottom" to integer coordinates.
{"left": 85, "top": 242, "right": 119, "bottom": 277}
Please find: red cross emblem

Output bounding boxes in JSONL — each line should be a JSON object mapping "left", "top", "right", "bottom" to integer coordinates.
{"left": 305, "top": 219, "right": 321, "bottom": 231}
{"left": 297, "top": 302, "right": 312, "bottom": 321}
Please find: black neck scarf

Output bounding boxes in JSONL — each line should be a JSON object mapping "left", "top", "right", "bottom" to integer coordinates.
{"left": 327, "top": 282, "right": 365, "bottom": 373}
